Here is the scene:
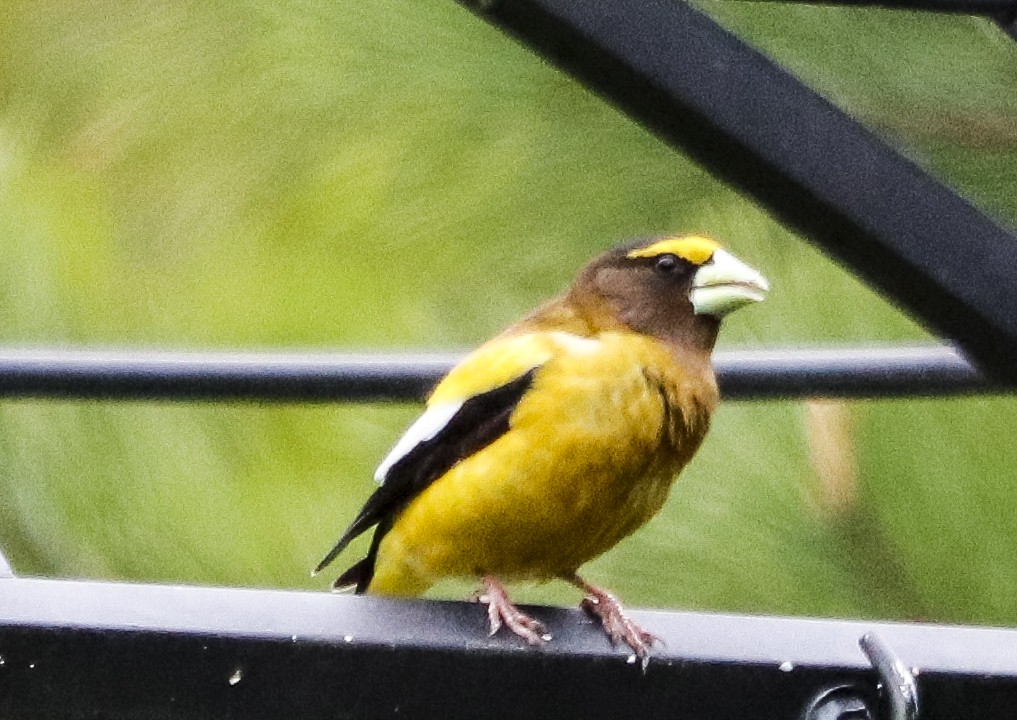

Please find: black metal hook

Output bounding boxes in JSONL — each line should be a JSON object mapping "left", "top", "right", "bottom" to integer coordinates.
{"left": 802, "top": 633, "right": 920, "bottom": 720}
{"left": 859, "top": 633, "right": 920, "bottom": 720}
{"left": 801, "top": 685, "right": 875, "bottom": 720}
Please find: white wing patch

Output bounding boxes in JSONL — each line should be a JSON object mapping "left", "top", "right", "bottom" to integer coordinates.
{"left": 547, "top": 331, "right": 601, "bottom": 354}
{"left": 373, "top": 401, "right": 464, "bottom": 484}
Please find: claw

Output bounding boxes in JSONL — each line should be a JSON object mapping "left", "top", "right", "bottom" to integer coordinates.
{"left": 479, "top": 575, "right": 551, "bottom": 646}
{"left": 571, "top": 575, "right": 658, "bottom": 669}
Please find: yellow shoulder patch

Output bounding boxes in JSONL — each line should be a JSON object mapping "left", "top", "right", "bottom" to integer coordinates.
{"left": 429, "top": 332, "right": 589, "bottom": 405}
{"left": 627, "top": 235, "right": 719, "bottom": 266}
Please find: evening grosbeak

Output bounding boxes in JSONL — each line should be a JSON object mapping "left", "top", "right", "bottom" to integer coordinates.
{"left": 316, "top": 235, "right": 768, "bottom": 660}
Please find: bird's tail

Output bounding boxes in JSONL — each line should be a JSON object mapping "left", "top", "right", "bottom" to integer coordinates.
{"left": 332, "top": 557, "right": 374, "bottom": 594}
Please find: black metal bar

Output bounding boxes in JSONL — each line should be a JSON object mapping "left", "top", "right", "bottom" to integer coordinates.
{"left": 723, "top": 0, "right": 1017, "bottom": 14}
{"left": 0, "top": 345, "right": 1002, "bottom": 402}
{"left": 996, "top": 10, "right": 1017, "bottom": 40}
{"left": 1, "top": 577, "right": 1017, "bottom": 719}
{"left": 0, "top": 349, "right": 454, "bottom": 403}
{"left": 716, "top": 344, "right": 1003, "bottom": 399}
{"left": 457, "top": 0, "right": 1017, "bottom": 383}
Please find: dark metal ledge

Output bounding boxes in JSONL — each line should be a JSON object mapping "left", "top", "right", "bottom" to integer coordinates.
{"left": 0, "top": 345, "right": 1002, "bottom": 402}
{"left": 0, "top": 577, "right": 1015, "bottom": 719}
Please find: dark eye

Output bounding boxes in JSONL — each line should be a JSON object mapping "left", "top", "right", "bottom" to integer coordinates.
{"left": 654, "top": 254, "right": 680, "bottom": 275}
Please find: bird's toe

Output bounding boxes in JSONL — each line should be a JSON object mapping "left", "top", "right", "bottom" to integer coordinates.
{"left": 578, "top": 585, "right": 657, "bottom": 666}
{"left": 480, "top": 575, "right": 552, "bottom": 646}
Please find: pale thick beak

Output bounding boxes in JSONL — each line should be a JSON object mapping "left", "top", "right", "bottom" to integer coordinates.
{"left": 689, "top": 248, "right": 769, "bottom": 317}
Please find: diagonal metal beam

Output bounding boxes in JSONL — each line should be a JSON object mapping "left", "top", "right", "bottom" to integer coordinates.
{"left": 458, "top": 0, "right": 1017, "bottom": 381}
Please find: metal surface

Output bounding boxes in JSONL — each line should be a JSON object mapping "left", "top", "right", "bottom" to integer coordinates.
{"left": 997, "top": 11, "right": 1017, "bottom": 40}
{"left": 2, "top": 577, "right": 1017, "bottom": 719}
{"left": 0, "top": 345, "right": 1002, "bottom": 402}
{"left": 801, "top": 686, "right": 874, "bottom": 720}
{"left": 0, "top": 348, "right": 453, "bottom": 403}
{"left": 458, "top": 0, "right": 1017, "bottom": 382}
{"left": 860, "top": 634, "right": 920, "bottom": 720}
{"left": 716, "top": 344, "right": 998, "bottom": 399}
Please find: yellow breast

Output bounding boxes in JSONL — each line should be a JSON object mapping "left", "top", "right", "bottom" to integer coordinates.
{"left": 368, "top": 331, "right": 717, "bottom": 596}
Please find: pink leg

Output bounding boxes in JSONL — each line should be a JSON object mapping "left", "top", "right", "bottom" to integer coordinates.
{"left": 478, "top": 575, "right": 551, "bottom": 645}
{"left": 569, "top": 574, "right": 658, "bottom": 664}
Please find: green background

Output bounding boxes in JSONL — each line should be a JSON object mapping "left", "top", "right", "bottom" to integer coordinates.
{"left": 2, "top": 0, "right": 1017, "bottom": 626}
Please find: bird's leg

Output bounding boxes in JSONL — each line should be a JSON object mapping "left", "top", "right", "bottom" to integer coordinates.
{"left": 477, "top": 575, "right": 551, "bottom": 645}
{"left": 569, "top": 574, "right": 658, "bottom": 662}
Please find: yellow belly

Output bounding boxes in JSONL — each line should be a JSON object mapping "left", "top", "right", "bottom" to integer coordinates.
{"left": 368, "top": 333, "right": 714, "bottom": 596}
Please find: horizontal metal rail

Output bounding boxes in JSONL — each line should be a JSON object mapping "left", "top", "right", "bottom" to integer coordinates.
{"left": 0, "top": 577, "right": 1015, "bottom": 719}
{"left": 715, "top": 344, "right": 1001, "bottom": 399}
{"left": 0, "top": 345, "right": 1002, "bottom": 402}
{"left": 0, "top": 349, "right": 452, "bottom": 403}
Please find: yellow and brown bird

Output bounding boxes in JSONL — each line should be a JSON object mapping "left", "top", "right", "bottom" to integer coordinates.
{"left": 316, "top": 235, "right": 767, "bottom": 659}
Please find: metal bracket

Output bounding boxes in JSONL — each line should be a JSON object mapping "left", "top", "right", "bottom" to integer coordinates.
{"left": 861, "top": 633, "right": 920, "bottom": 720}
{"left": 802, "top": 633, "right": 921, "bottom": 720}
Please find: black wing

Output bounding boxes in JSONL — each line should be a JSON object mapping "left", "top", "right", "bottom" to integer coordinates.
{"left": 314, "top": 368, "right": 537, "bottom": 591}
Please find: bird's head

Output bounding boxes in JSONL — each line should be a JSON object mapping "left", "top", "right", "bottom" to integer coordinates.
{"left": 571, "top": 235, "right": 769, "bottom": 351}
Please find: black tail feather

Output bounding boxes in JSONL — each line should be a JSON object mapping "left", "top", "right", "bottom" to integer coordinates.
{"left": 323, "top": 514, "right": 392, "bottom": 593}
{"left": 332, "top": 557, "right": 371, "bottom": 593}
{"left": 313, "top": 489, "right": 390, "bottom": 576}
{"left": 314, "top": 526, "right": 358, "bottom": 576}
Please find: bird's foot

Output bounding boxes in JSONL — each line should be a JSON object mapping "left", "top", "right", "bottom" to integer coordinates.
{"left": 571, "top": 575, "right": 658, "bottom": 667}
{"left": 478, "top": 575, "right": 552, "bottom": 645}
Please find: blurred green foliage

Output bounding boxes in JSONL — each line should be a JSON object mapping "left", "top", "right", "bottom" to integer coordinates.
{"left": 1, "top": 0, "right": 1017, "bottom": 626}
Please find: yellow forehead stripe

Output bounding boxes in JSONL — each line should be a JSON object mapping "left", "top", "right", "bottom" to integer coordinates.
{"left": 627, "top": 235, "right": 720, "bottom": 265}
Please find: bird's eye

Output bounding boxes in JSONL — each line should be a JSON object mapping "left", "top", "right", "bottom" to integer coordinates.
{"left": 654, "top": 254, "right": 680, "bottom": 275}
